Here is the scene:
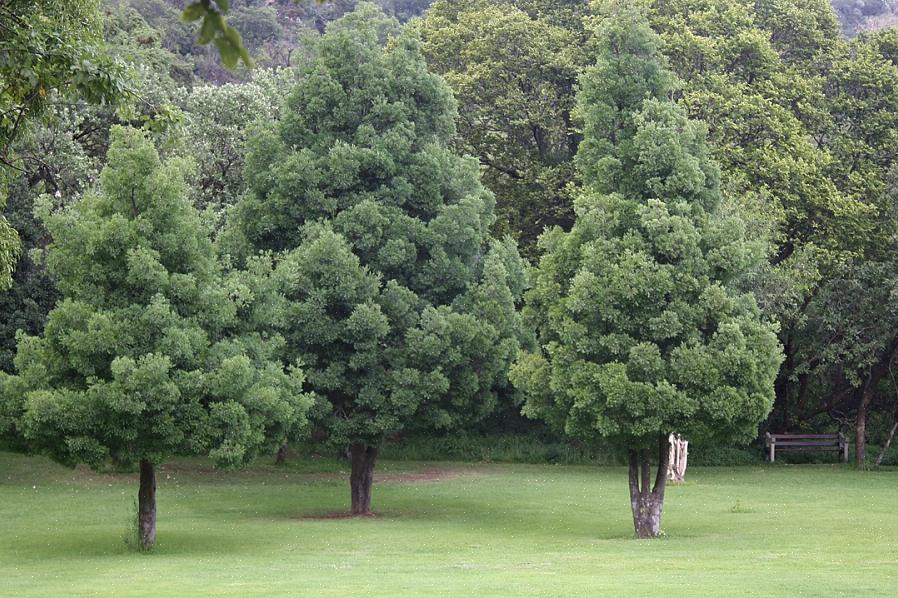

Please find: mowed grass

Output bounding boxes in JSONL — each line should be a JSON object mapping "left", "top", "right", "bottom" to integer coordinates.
{"left": 1, "top": 451, "right": 896, "bottom": 597}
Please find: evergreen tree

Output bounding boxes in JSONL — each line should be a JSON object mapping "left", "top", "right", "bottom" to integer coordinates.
{"left": 227, "top": 3, "right": 529, "bottom": 515}
{"left": 510, "top": 4, "right": 782, "bottom": 538}
{"left": 0, "top": 127, "right": 312, "bottom": 549}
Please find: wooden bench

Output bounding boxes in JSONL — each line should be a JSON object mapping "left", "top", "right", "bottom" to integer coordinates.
{"left": 765, "top": 433, "right": 848, "bottom": 463}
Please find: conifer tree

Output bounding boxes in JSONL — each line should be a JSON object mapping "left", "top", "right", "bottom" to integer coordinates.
{"left": 0, "top": 127, "right": 312, "bottom": 549}
{"left": 510, "top": 3, "right": 782, "bottom": 538}
{"left": 227, "top": 4, "right": 529, "bottom": 515}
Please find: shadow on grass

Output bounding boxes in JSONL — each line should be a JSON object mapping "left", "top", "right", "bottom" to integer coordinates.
{"left": 14, "top": 528, "right": 255, "bottom": 560}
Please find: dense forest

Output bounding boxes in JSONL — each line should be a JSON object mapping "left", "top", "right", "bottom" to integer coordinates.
{"left": 3, "top": 0, "right": 898, "bottom": 541}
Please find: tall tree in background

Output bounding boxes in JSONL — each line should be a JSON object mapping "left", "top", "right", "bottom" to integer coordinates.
{"left": 418, "top": 0, "right": 586, "bottom": 256}
{"left": 649, "top": 0, "right": 851, "bottom": 263}
{"left": 0, "top": 2, "right": 191, "bottom": 374}
{"left": 0, "top": 128, "right": 312, "bottom": 549}
{"left": 227, "top": 4, "right": 529, "bottom": 515}
{"left": 0, "top": 0, "right": 125, "bottom": 288}
{"left": 511, "top": 4, "right": 781, "bottom": 537}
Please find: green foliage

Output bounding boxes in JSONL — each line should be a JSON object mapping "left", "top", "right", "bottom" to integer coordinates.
{"left": 229, "top": 6, "right": 283, "bottom": 51}
{"left": 0, "top": 127, "right": 311, "bottom": 469}
{"left": 0, "top": 0, "right": 127, "bottom": 158}
{"left": 0, "top": 0, "right": 128, "bottom": 287}
{"left": 648, "top": 0, "right": 852, "bottom": 259}
{"left": 688, "top": 444, "right": 760, "bottom": 466}
{"left": 0, "top": 3, "right": 189, "bottom": 371}
{"left": 181, "top": 0, "right": 252, "bottom": 69}
{"left": 229, "top": 4, "right": 529, "bottom": 452}
{"left": 823, "top": 33, "right": 898, "bottom": 229}
{"left": 379, "top": 433, "right": 620, "bottom": 464}
{"left": 419, "top": 0, "right": 586, "bottom": 256}
{"left": 182, "top": 70, "right": 291, "bottom": 225}
{"left": 511, "top": 4, "right": 782, "bottom": 451}
{"left": 0, "top": 203, "right": 17, "bottom": 290}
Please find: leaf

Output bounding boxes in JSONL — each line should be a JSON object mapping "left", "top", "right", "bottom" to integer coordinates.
{"left": 182, "top": 2, "right": 207, "bottom": 23}
{"left": 213, "top": 0, "right": 229, "bottom": 13}
{"left": 214, "top": 37, "right": 239, "bottom": 69}
{"left": 223, "top": 25, "right": 252, "bottom": 69}
{"left": 198, "top": 15, "right": 219, "bottom": 45}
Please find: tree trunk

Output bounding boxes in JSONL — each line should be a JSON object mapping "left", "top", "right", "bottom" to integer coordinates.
{"left": 667, "top": 433, "right": 688, "bottom": 482}
{"left": 275, "top": 443, "right": 289, "bottom": 466}
{"left": 349, "top": 444, "right": 378, "bottom": 515}
{"left": 628, "top": 433, "right": 670, "bottom": 539}
{"left": 138, "top": 460, "right": 156, "bottom": 550}
{"left": 856, "top": 384, "right": 872, "bottom": 468}
{"left": 875, "top": 420, "right": 898, "bottom": 467}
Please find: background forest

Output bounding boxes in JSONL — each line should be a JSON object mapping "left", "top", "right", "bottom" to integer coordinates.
{"left": 3, "top": 0, "right": 898, "bottom": 472}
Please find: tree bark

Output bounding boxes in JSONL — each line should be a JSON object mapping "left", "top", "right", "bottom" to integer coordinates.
{"left": 275, "top": 443, "right": 289, "bottom": 466}
{"left": 667, "top": 434, "right": 688, "bottom": 482}
{"left": 628, "top": 433, "right": 670, "bottom": 539}
{"left": 856, "top": 396, "right": 867, "bottom": 467}
{"left": 138, "top": 460, "right": 156, "bottom": 550}
{"left": 349, "top": 444, "right": 378, "bottom": 516}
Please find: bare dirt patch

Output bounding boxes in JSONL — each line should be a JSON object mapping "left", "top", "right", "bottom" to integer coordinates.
{"left": 375, "top": 468, "right": 474, "bottom": 483}
{"left": 300, "top": 511, "right": 386, "bottom": 520}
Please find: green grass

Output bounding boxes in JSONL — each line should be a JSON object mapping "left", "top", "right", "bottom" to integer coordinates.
{"left": 2, "top": 451, "right": 897, "bottom": 596}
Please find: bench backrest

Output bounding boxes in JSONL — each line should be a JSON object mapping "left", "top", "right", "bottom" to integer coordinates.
{"left": 765, "top": 433, "right": 848, "bottom": 462}
{"left": 765, "top": 433, "right": 845, "bottom": 448}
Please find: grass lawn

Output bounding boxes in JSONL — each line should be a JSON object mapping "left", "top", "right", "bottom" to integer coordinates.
{"left": 1, "top": 451, "right": 896, "bottom": 596}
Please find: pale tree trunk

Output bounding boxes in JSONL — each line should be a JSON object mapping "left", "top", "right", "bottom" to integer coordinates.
{"left": 875, "top": 421, "right": 898, "bottom": 467}
{"left": 856, "top": 385, "right": 872, "bottom": 468}
{"left": 667, "top": 434, "right": 688, "bottom": 482}
{"left": 350, "top": 444, "right": 378, "bottom": 515}
{"left": 628, "top": 433, "right": 670, "bottom": 539}
{"left": 138, "top": 460, "right": 156, "bottom": 550}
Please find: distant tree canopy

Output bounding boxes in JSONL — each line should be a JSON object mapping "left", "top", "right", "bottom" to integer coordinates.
{"left": 227, "top": 3, "right": 530, "bottom": 514}
{"left": 0, "top": 0, "right": 127, "bottom": 289}
{"left": 419, "top": 0, "right": 586, "bottom": 257}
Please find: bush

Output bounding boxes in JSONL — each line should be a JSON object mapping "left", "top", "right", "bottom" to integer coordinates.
{"left": 689, "top": 445, "right": 762, "bottom": 466}
{"left": 867, "top": 443, "right": 898, "bottom": 467}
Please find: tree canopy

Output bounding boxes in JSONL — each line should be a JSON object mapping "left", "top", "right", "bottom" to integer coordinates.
{"left": 418, "top": 0, "right": 586, "bottom": 256}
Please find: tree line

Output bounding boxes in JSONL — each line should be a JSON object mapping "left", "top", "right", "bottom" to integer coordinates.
{"left": 1, "top": 0, "right": 896, "bottom": 545}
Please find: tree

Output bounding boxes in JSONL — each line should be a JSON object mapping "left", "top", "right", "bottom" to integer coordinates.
{"left": 418, "top": 0, "right": 585, "bottom": 256}
{"left": 649, "top": 0, "right": 852, "bottom": 263}
{"left": 0, "top": 0, "right": 126, "bottom": 288}
{"left": 227, "top": 3, "right": 529, "bottom": 515}
{"left": 799, "top": 255, "right": 898, "bottom": 466}
{"left": 1, "top": 3, "right": 188, "bottom": 374}
{"left": 766, "top": 26, "right": 898, "bottom": 446}
{"left": 0, "top": 127, "right": 312, "bottom": 549}
{"left": 510, "top": 4, "right": 782, "bottom": 538}
{"left": 182, "top": 69, "right": 291, "bottom": 226}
